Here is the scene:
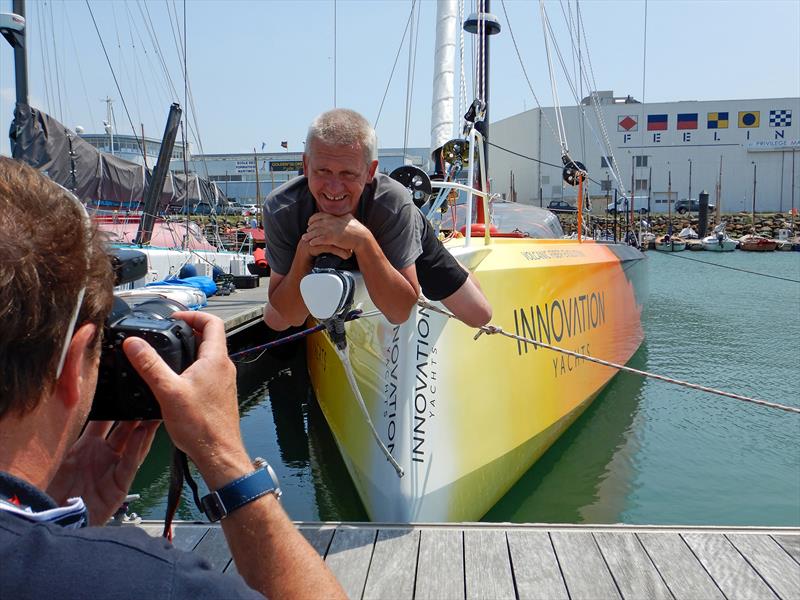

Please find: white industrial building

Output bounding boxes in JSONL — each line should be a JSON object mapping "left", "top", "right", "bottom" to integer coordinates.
{"left": 188, "top": 147, "right": 429, "bottom": 204}
{"left": 490, "top": 92, "right": 800, "bottom": 214}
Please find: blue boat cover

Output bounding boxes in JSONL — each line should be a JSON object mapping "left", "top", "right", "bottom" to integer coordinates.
{"left": 147, "top": 276, "right": 217, "bottom": 297}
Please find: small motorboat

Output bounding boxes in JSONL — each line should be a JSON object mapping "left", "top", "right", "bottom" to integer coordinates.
{"left": 739, "top": 234, "right": 777, "bottom": 252}
{"left": 655, "top": 234, "right": 687, "bottom": 252}
{"left": 701, "top": 223, "right": 737, "bottom": 252}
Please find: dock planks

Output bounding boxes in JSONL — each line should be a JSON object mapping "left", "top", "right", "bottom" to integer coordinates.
{"left": 202, "top": 279, "right": 267, "bottom": 333}
{"left": 138, "top": 522, "right": 800, "bottom": 599}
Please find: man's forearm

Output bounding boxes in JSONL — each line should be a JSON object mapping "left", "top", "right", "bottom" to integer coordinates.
{"left": 199, "top": 453, "right": 345, "bottom": 599}
{"left": 354, "top": 235, "right": 418, "bottom": 324}
{"left": 223, "top": 495, "right": 344, "bottom": 599}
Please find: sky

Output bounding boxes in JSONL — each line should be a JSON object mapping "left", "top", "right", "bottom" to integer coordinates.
{"left": 1, "top": 0, "right": 799, "bottom": 159}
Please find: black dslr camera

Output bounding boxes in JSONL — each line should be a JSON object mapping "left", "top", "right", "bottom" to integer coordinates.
{"left": 88, "top": 249, "right": 196, "bottom": 421}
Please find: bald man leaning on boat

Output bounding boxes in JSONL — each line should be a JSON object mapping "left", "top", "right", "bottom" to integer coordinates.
{"left": 263, "top": 108, "right": 491, "bottom": 331}
{"left": 0, "top": 158, "right": 345, "bottom": 599}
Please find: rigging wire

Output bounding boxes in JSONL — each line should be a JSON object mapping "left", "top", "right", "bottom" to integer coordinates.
{"left": 137, "top": 0, "right": 179, "bottom": 101}
{"left": 498, "top": 0, "right": 559, "bottom": 144}
{"left": 653, "top": 251, "right": 800, "bottom": 284}
{"left": 374, "top": 1, "right": 416, "bottom": 129}
{"left": 641, "top": 0, "right": 648, "bottom": 105}
{"left": 47, "top": 1, "right": 65, "bottom": 123}
{"left": 64, "top": 5, "right": 96, "bottom": 129}
{"left": 85, "top": 0, "right": 147, "bottom": 163}
{"left": 125, "top": 1, "right": 165, "bottom": 129}
{"left": 487, "top": 140, "right": 603, "bottom": 186}
{"left": 574, "top": 14, "right": 629, "bottom": 196}
{"left": 403, "top": 0, "right": 421, "bottom": 156}
{"left": 416, "top": 300, "right": 800, "bottom": 415}
{"left": 110, "top": 2, "right": 133, "bottom": 124}
{"left": 539, "top": 1, "right": 569, "bottom": 156}
{"left": 457, "top": 0, "right": 467, "bottom": 128}
{"left": 35, "top": 1, "right": 54, "bottom": 115}
{"left": 541, "top": 1, "right": 629, "bottom": 196}
{"left": 333, "top": 0, "right": 337, "bottom": 107}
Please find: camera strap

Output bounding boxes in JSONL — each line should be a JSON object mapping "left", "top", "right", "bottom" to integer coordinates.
{"left": 162, "top": 447, "right": 204, "bottom": 540}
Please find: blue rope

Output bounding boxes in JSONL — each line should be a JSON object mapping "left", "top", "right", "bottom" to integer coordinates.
{"left": 229, "top": 309, "right": 363, "bottom": 362}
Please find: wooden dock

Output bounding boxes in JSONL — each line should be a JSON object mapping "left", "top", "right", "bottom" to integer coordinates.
{"left": 202, "top": 278, "right": 267, "bottom": 334}
{"left": 138, "top": 521, "right": 800, "bottom": 599}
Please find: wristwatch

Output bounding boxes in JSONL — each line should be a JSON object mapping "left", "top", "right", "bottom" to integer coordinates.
{"left": 201, "top": 457, "right": 282, "bottom": 522}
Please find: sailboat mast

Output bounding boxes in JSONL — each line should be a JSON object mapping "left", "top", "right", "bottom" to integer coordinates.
{"left": 717, "top": 155, "right": 722, "bottom": 221}
{"left": 136, "top": 103, "right": 182, "bottom": 246}
{"left": 751, "top": 162, "right": 757, "bottom": 232}
{"left": 667, "top": 168, "right": 672, "bottom": 235}
{"left": 11, "top": 0, "right": 28, "bottom": 106}
{"left": 430, "top": 0, "right": 457, "bottom": 162}
{"left": 464, "top": 1, "right": 500, "bottom": 227}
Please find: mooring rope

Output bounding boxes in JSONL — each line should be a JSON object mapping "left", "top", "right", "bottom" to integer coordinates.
{"left": 652, "top": 250, "right": 800, "bottom": 284}
{"left": 416, "top": 300, "right": 800, "bottom": 415}
{"left": 229, "top": 309, "right": 382, "bottom": 364}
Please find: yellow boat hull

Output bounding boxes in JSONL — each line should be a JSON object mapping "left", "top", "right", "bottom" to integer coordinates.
{"left": 307, "top": 237, "right": 647, "bottom": 521}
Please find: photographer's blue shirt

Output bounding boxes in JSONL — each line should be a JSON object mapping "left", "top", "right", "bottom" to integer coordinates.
{"left": 0, "top": 471, "right": 263, "bottom": 599}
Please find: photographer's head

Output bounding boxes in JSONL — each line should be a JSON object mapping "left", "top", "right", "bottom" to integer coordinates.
{"left": 0, "top": 157, "right": 113, "bottom": 420}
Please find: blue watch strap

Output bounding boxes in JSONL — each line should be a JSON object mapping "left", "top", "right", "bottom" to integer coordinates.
{"left": 201, "top": 465, "right": 281, "bottom": 522}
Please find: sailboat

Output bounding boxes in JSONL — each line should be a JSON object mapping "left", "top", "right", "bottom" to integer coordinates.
{"left": 301, "top": 1, "right": 647, "bottom": 522}
{"left": 5, "top": 3, "right": 252, "bottom": 285}
{"left": 655, "top": 169, "right": 686, "bottom": 252}
{"left": 739, "top": 164, "right": 776, "bottom": 252}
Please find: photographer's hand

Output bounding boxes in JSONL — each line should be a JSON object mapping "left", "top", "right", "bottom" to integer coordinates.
{"left": 122, "top": 311, "right": 248, "bottom": 481}
{"left": 123, "top": 311, "right": 345, "bottom": 600}
{"left": 47, "top": 420, "right": 159, "bottom": 525}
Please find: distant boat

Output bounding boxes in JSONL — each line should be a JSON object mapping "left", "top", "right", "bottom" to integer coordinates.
{"left": 655, "top": 234, "right": 686, "bottom": 252}
{"left": 739, "top": 234, "right": 777, "bottom": 252}
{"left": 701, "top": 223, "right": 736, "bottom": 252}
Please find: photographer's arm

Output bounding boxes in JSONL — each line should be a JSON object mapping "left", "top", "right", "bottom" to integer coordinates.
{"left": 124, "top": 312, "right": 345, "bottom": 600}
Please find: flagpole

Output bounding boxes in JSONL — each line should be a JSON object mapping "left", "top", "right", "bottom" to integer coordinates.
{"left": 253, "top": 148, "right": 261, "bottom": 226}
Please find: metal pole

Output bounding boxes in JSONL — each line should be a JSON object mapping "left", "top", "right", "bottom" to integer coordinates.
{"left": 630, "top": 155, "right": 635, "bottom": 228}
{"left": 136, "top": 103, "right": 182, "bottom": 246}
{"left": 791, "top": 150, "right": 796, "bottom": 231}
{"left": 688, "top": 158, "right": 692, "bottom": 208}
{"left": 752, "top": 162, "right": 757, "bottom": 231}
{"left": 667, "top": 168, "right": 672, "bottom": 235}
{"left": 780, "top": 151, "right": 785, "bottom": 212}
{"left": 12, "top": 0, "right": 28, "bottom": 106}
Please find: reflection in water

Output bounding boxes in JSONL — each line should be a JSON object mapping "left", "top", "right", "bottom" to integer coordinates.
{"left": 134, "top": 253, "right": 800, "bottom": 525}
{"left": 484, "top": 344, "right": 648, "bottom": 523}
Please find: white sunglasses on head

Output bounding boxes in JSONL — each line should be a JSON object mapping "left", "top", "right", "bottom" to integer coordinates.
{"left": 54, "top": 188, "right": 92, "bottom": 380}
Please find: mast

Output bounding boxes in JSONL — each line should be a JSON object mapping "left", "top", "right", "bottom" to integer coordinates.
{"left": 792, "top": 150, "right": 796, "bottom": 231}
{"left": 430, "top": 0, "right": 457, "bottom": 163}
{"left": 136, "top": 103, "right": 182, "bottom": 246}
{"left": 254, "top": 148, "right": 262, "bottom": 219}
{"left": 716, "top": 155, "right": 722, "bottom": 222}
{"left": 751, "top": 162, "right": 757, "bottom": 233}
{"left": 667, "top": 168, "right": 672, "bottom": 235}
{"left": 8, "top": 0, "right": 28, "bottom": 105}
{"left": 464, "top": 0, "right": 500, "bottom": 223}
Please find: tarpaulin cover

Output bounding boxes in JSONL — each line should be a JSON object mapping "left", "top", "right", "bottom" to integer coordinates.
{"left": 10, "top": 104, "right": 230, "bottom": 213}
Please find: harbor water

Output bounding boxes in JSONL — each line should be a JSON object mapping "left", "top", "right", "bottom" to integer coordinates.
{"left": 131, "top": 250, "right": 800, "bottom": 526}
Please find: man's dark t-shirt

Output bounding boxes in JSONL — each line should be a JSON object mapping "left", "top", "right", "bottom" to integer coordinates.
{"left": 264, "top": 173, "right": 422, "bottom": 275}
{"left": 0, "top": 472, "right": 262, "bottom": 599}
{"left": 264, "top": 174, "right": 467, "bottom": 300}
